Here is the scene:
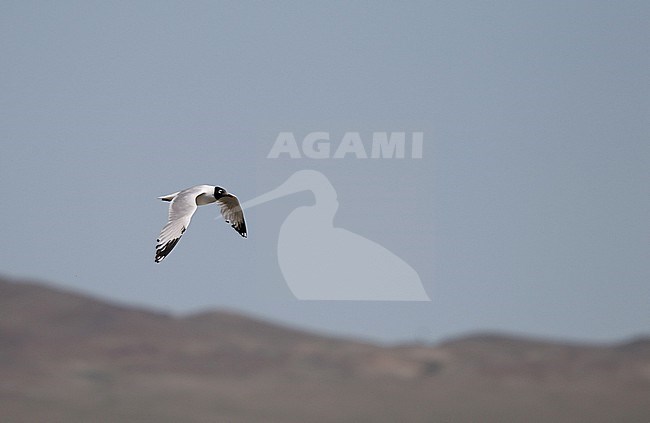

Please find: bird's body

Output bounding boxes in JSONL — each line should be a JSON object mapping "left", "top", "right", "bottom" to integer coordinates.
{"left": 155, "top": 185, "right": 246, "bottom": 263}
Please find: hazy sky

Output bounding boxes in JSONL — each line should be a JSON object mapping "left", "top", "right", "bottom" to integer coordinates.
{"left": 2, "top": 1, "right": 648, "bottom": 343}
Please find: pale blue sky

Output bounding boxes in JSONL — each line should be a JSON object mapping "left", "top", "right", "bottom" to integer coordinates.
{"left": 1, "top": 1, "right": 648, "bottom": 343}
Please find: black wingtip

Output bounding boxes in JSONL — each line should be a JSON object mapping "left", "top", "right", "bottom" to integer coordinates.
{"left": 232, "top": 223, "right": 247, "bottom": 238}
{"left": 155, "top": 236, "right": 182, "bottom": 263}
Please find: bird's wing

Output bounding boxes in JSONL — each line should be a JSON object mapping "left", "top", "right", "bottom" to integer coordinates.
{"left": 217, "top": 194, "right": 247, "bottom": 238}
{"left": 155, "top": 188, "right": 201, "bottom": 262}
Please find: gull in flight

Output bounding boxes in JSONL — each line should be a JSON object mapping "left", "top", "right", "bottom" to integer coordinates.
{"left": 155, "top": 185, "right": 247, "bottom": 262}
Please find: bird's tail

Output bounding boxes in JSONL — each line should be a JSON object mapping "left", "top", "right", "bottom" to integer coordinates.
{"left": 158, "top": 192, "right": 179, "bottom": 202}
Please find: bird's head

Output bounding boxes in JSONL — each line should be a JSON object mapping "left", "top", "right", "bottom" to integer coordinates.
{"left": 239, "top": 169, "right": 337, "bottom": 211}
{"left": 214, "top": 186, "right": 227, "bottom": 199}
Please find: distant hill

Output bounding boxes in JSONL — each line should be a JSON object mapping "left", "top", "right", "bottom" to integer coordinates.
{"left": 1, "top": 277, "right": 649, "bottom": 423}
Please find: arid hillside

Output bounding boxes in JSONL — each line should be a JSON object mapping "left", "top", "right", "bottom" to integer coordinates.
{"left": 1, "top": 277, "right": 649, "bottom": 422}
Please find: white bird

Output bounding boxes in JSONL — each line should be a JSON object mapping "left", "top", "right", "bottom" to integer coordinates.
{"left": 155, "top": 185, "right": 247, "bottom": 263}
